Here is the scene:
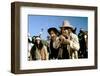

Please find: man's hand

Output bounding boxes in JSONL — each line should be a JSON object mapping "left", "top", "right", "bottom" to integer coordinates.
{"left": 64, "top": 39, "right": 70, "bottom": 45}
{"left": 59, "top": 35, "right": 65, "bottom": 42}
{"left": 59, "top": 35, "right": 70, "bottom": 45}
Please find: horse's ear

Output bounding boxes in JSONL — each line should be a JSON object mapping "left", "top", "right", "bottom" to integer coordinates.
{"left": 28, "top": 38, "right": 31, "bottom": 43}
{"left": 73, "top": 27, "right": 77, "bottom": 34}
{"left": 74, "top": 27, "right": 77, "bottom": 32}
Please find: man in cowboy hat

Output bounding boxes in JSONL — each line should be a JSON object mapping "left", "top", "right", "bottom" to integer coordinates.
{"left": 48, "top": 27, "right": 60, "bottom": 59}
{"left": 59, "top": 20, "right": 80, "bottom": 59}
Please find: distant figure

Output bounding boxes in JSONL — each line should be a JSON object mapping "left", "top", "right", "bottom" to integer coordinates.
{"left": 30, "top": 36, "right": 48, "bottom": 60}
{"left": 78, "top": 28, "right": 88, "bottom": 58}
{"left": 84, "top": 31, "right": 88, "bottom": 50}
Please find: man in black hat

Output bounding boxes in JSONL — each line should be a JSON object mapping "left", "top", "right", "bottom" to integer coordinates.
{"left": 48, "top": 27, "right": 60, "bottom": 59}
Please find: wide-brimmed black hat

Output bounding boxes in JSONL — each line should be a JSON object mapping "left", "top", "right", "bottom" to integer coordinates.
{"left": 48, "top": 27, "right": 60, "bottom": 35}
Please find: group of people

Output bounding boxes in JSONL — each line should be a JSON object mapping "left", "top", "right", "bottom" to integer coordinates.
{"left": 28, "top": 20, "right": 88, "bottom": 60}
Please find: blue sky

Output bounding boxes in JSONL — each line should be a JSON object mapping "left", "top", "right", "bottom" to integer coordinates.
{"left": 28, "top": 15, "right": 88, "bottom": 40}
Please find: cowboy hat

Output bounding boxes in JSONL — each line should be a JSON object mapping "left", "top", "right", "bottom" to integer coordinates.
{"left": 48, "top": 27, "right": 60, "bottom": 35}
{"left": 60, "top": 20, "right": 73, "bottom": 30}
